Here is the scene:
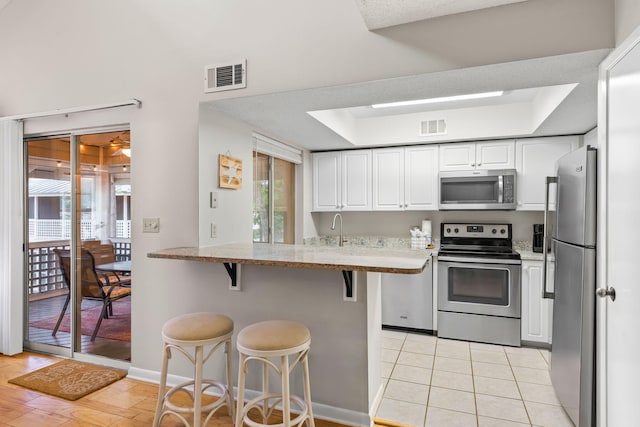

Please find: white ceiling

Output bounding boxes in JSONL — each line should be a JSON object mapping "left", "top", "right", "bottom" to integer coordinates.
{"left": 206, "top": 49, "right": 610, "bottom": 151}
{"left": 353, "top": 0, "right": 533, "bottom": 30}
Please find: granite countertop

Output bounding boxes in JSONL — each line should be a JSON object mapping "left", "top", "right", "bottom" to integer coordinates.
{"left": 148, "top": 242, "right": 433, "bottom": 274}
{"left": 514, "top": 241, "right": 554, "bottom": 261}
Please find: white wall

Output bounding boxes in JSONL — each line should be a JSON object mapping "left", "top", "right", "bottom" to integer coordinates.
{"left": 198, "top": 105, "right": 254, "bottom": 246}
{"left": 615, "top": 0, "right": 640, "bottom": 46}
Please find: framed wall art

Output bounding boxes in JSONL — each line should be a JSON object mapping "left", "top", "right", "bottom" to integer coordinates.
{"left": 219, "top": 154, "right": 242, "bottom": 189}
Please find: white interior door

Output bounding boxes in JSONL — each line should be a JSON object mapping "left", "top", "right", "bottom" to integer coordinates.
{"left": 601, "top": 28, "right": 640, "bottom": 427}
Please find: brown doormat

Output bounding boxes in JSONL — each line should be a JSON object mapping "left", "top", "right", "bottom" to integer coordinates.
{"left": 8, "top": 359, "right": 127, "bottom": 401}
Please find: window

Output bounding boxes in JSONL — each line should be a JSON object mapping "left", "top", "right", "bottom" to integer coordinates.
{"left": 252, "top": 133, "right": 301, "bottom": 244}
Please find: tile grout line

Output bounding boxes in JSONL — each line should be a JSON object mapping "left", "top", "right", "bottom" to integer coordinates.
{"left": 422, "top": 336, "right": 437, "bottom": 427}
{"left": 469, "top": 343, "right": 480, "bottom": 427}
{"left": 507, "top": 347, "right": 534, "bottom": 426}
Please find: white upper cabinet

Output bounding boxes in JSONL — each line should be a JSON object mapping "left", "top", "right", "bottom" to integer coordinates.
{"left": 476, "top": 140, "right": 515, "bottom": 169}
{"left": 341, "top": 150, "right": 372, "bottom": 210}
{"left": 313, "top": 150, "right": 372, "bottom": 211}
{"left": 372, "top": 145, "right": 439, "bottom": 211}
{"left": 312, "top": 151, "right": 341, "bottom": 211}
{"left": 439, "top": 140, "right": 515, "bottom": 171}
{"left": 372, "top": 147, "right": 404, "bottom": 211}
{"left": 438, "top": 143, "right": 475, "bottom": 171}
{"left": 516, "top": 136, "right": 580, "bottom": 210}
{"left": 404, "top": 145, "right": 439, "bottom": 210}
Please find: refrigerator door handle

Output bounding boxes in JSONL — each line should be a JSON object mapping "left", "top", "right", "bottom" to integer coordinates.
{"left": 543, "top": 176, "right": 557, "bottom": 299}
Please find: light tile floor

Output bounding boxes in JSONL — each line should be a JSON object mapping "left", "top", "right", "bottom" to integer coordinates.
{"left": 376, "top": 330, "right": 575, "bottom": 427}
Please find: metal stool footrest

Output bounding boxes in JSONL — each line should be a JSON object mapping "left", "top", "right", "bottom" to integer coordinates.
{"left": 162, "top": 379, "right": 230, "bottom": 414}
{"left": 240, "top": 393, "right": 310, "bottom": 427}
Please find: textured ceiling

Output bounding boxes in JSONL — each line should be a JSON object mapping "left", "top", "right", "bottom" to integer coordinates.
{"left": 206, "top": 49, "right": 610, "bottom": 151}
{"left": 354, "top": 0, "right": 532, "bottom": 30}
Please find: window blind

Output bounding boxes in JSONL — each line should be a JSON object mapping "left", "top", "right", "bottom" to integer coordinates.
{"left": 253, "top": 133, "right": 302, "bottom": 164}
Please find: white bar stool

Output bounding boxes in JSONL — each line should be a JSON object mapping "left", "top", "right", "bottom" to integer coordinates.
{"left": 153, "top": 312, "right": 234, "bottom": 427}
{"left": 235, "top": 320, "right": 315, "bottom": 427}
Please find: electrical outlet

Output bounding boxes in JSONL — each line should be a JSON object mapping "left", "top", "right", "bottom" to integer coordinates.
{"left": 143, "top": 217, "right": 160, "bottom": 233}
{"left": 211, "top": 223, "right": 217, "bottom": 238}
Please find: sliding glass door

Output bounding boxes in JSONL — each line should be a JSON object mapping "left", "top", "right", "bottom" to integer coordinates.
{"left": 24, "top": 130, "right": 132, "bottom": 361}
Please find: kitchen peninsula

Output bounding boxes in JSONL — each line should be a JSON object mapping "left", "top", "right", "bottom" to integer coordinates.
{"left": 148, "top": 243, "right": 432, "bottom": 425}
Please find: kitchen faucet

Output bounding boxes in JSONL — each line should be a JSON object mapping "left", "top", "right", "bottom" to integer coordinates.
{"left": 331, "top": 213, "right": 344, "bottom": 247}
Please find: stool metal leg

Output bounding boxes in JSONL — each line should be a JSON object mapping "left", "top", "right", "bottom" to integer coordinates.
{"left": 235, "top": 353, "right": 247, "bottom": 427}
{"left": 194, "top": 345, "right": 203, "bottom": 427}
{"left": 302, "top": 352, "right": 315, "bottom": 427}
{"left": 281, "top": 355, "right": 291, "bottom": 427}
{"left": 225, "top": 339, "right": 235, "bottom": 423}
{"left": 153, "top": 344, "right": 171, "bottom": 427}
{"left": 262, "top": 360, "right": 269, "bottom": 423}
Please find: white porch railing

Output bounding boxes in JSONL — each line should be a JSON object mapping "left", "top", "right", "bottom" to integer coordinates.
{"left": 29, "top": 219, "right": 131, "bottom": 240}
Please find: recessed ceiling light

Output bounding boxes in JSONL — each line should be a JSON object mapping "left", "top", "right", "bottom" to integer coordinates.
{"left": 371, "top": 91, "right": 504, "bottom": 109}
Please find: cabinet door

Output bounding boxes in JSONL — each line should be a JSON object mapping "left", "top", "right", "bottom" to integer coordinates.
{"left": 372, "top": 148, "right": 404, "bottom": 211}
{"left": 439, "top": 144, "right": 475, "bottom": 171}
{"left": 521, "top": 260, "right": 553, "bottom": 344}
{"left": 405, "top": 145, "right": 439, "bottom": 210}
{"left": 516, "top": 136, "right": 580, "bottom": 210}
{"left": 476, "top": 140, "right": 515, "bottom": 169}
{"left": 312, "top": 152, "right": 341, "bottom": 211}
{"left": 341, "top": 150, "right": 372, "bottom": 210}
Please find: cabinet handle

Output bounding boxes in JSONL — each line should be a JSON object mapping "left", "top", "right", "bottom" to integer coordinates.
{"left": 471, "top": 163, "right": 475, "bottom": 167}
{"left": 405, "top": 204, "right": 408, "bottom": 208}
{"left": 477, "top": 163, "right": 482, "bottom": 166}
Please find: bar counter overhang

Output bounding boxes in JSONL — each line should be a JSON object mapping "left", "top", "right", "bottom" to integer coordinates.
{"left": 146, "top": 243, "right": 433, "bottom": 426}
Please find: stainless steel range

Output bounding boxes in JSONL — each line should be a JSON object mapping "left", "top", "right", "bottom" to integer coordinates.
{"left": 437, "top": 223, "right": 522, "bottom": 346}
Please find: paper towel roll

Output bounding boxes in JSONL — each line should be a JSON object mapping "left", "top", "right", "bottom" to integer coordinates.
{"left": 421, "top": 220, "right": 432, "bottom": 236}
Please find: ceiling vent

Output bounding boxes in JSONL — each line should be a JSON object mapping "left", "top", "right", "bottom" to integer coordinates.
{"left": 420, "top": 119, "right": 447, "bottom": 136}
{"left": 204, "top": 59, "right": 246, "bottom": 93}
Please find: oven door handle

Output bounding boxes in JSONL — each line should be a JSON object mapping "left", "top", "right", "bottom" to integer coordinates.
{"left": 437, "top": 256, "right": 522, "bottom": 265}
{"left": 542, "top": 176, "right": 557, "bottom": 300}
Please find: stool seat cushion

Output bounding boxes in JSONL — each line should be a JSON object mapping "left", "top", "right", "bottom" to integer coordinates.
{"left": 162, "top": 312, "right": 233, "bottom": 342}
{"left": 238, "top": 320, "right": 310, "bottom": 351}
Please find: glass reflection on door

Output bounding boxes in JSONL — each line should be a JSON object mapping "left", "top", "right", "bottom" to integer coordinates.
{"left": 25, "top": 131, "right": 131, "bottom": 361}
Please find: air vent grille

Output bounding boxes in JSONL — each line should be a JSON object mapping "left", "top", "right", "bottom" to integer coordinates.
{"left": 205, "top": 59, "right": 247, "bottom": 93}
{"left": 420, "top": 119, "right": 447, "bottom": 136}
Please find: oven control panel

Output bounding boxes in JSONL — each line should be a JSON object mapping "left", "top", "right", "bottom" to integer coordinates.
{"left": 442, "top": 223, "right": 510, "bottom": 238}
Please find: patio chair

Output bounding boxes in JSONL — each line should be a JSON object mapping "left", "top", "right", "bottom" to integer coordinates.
{"left": 82, "top": 240, "right": 132, "bottom": 287}
{"left": 52, "top": 248, "right": 132, "bottom": 341}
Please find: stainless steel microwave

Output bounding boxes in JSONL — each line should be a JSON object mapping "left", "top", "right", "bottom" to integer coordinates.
{"left": 439, "top": 169, "right": 517, "bottom": 210}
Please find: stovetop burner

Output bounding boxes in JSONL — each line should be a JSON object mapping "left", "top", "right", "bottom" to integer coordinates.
{"left": 438, "top": 223, "right": 521, "bottom": 261}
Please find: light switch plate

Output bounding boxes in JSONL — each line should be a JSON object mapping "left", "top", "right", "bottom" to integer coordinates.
{"left": 143, "top": 217, "right": 160, "bottom": 233}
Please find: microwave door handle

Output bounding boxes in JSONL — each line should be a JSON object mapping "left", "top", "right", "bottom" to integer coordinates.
{"left": 542, "top": 176, "right": 557, "bottom": 299}
{"left": 498, "top": 176, "right": 504, "bottom": 203}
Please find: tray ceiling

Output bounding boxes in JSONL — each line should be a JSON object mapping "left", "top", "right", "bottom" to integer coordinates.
{"left": 354, "top": 0, "right": 533, "bottom": 30}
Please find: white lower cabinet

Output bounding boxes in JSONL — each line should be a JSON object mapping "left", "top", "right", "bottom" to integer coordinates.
{"left": 521, "top": 259, "right": 554, "bottom": 344}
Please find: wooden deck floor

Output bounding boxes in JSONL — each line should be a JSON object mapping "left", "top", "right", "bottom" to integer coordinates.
{"left": 27, "top": 295, "right": 131, "bottom": 361}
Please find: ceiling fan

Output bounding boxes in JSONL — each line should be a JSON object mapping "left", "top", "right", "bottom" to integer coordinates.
{"left": 110, "top": 132, "right": 131, "bottom": 157}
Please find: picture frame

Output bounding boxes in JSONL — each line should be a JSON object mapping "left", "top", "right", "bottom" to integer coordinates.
{"left": 219, "top": 154, "right": 242, "bottom": 189}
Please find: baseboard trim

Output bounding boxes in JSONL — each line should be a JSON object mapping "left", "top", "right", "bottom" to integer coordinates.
{"left": 127, "top": 367, "right": 370, "bottom": 426}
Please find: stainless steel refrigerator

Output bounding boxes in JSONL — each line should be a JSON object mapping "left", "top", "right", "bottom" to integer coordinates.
{"left": 543, "top": 145, "right": 596, "bottom": 427}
